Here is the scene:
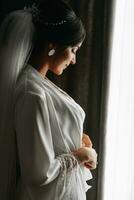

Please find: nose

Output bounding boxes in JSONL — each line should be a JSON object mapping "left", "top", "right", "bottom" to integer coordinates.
{"left": 71, "top": 55, "right": 76, "bottom": 65}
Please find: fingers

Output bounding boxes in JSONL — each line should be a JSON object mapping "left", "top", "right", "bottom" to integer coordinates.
{"left": 82, "top": 133, "right": 97, "bottom": 170}
{"left": 84, "top": 160, "right": 98, "bottom": 170}
{"left": 72, "top": 146, "right": 98, "bottom": 169}
{"left": 83, "top": 147, "right": 98, "bottom": 170}
{"left": 82, "top": 133, "right": 93, "bottom": 148}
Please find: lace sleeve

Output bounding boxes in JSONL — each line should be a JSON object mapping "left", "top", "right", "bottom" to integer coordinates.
{"left": 57, "top": 153, "right": 79, "bottom": 172}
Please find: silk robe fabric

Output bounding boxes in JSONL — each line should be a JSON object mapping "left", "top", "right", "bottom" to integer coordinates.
{"left": 14, "top": 64, "right": 92, "bottom": 200}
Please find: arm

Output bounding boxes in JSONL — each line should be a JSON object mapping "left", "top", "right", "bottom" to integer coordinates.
{"left": 15, "top": 92, "right": 78, "bottom": 186}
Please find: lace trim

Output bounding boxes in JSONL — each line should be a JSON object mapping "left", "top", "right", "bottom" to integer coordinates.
{"left": 57, "top": 153, "right": 79, "bottom": 173}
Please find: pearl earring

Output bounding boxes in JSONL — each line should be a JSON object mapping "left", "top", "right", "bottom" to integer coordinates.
{"left": 48, "top": 49, "right": 55, "bottom": 56}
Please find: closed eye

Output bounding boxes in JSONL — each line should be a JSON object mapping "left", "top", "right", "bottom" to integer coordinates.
{"left": 72, "top": 47, "right": 78, "bottom": 54}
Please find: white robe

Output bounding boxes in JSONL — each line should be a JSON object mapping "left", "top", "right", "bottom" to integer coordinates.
{"left": 14, "top": 64, "right": 92, "bottom": 200}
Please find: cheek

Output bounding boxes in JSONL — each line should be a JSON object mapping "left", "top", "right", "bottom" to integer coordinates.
{"left": 54, "top": 57, "right": 66, "bottom": 67}
{"left": 63, "top": 51, "right": 73, "bottom": 62}
{"left": 51, "top": 49, "right": 72, "bottom": 69}
{"left": 49, "top": 51, "right": 73, "bottom": 75}
{"left": 56, "top": 53, "right": 71, "bottom": 65}
{"left": 50, "top": 57, "right": 65, "bottom": 73}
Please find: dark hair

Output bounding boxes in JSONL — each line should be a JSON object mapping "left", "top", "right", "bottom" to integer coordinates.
{"left": 30, "top": 0, "right": 86, "bottom": 52}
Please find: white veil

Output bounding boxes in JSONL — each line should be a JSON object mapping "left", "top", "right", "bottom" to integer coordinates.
{"left": 0, "top": 9, "right": 35, "bottom": 199}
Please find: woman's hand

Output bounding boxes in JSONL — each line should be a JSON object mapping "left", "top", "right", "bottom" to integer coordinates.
{"left": 82, "top": 133, "right": 98, "bottom": 169}
{"left": 72, "top": 147, "right": 97, "bottom": 170}
{"left": 82, "top": 133, "right": 92, "bottom": 148}
{"left": 84, "top": 159, "right": 97, "bottom": 170}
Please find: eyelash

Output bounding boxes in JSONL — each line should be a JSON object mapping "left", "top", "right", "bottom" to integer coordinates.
{"left": 72, "top": 49, "right": 77, "bottom": 54}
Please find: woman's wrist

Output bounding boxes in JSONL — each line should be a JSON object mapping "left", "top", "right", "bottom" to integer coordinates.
{"left": 71, "top": 151, "right": 82, "bottom": 164}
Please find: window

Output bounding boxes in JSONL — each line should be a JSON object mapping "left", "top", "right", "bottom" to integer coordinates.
{"left": 103, "top": 0, "right": 134, "bottom": 199}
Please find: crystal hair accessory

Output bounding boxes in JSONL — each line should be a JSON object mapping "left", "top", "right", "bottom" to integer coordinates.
{"left": 24, "top": 3, "right": 67, "bottom": 26}
{"left": 44, "top": 20, "right": 67, "bottom": 26}
{"left": 24, "top": 3, "right": 40, "bottom": 20}
{"left": 48, "top": 49, "right": 55, "bottom": 56}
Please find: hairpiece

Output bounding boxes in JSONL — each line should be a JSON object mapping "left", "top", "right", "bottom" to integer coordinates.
{"left": 24, "top": 3, "right": 67, "bottom": 26}
{"left": 43, "top": 20, "right": 67, "bottom": 26}
{"left": 24, "top": 3, "right": 40, "bottom": 20}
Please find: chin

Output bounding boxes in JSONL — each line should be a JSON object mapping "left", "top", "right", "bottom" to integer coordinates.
{"left": 54, "top": 67, "right": 65, "bottom": 75}
{"left": 57, "top": 71, "right": 64, "bottom": 75}
{"left": 51, "top": 66, "right": 65, "bottom": 75}
{"left": 53, "top": 70, "right": 63, "bottom": 76}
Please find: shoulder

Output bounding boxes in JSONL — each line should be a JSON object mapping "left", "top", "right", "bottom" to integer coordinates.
{"left": 14, "top": 90, "right": 47, "bottom": 119}
{"left": 14, "top": 71, "right": 46, "bottom": 105}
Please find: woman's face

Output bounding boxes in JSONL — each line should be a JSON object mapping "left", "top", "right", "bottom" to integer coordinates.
{"left": 49, "top": 42, "right": 82, "bottom": 75}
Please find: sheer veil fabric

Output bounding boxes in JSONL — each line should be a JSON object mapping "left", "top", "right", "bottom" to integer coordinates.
{"left": 0, "top": 10, "right": 34, "bottom": 199}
